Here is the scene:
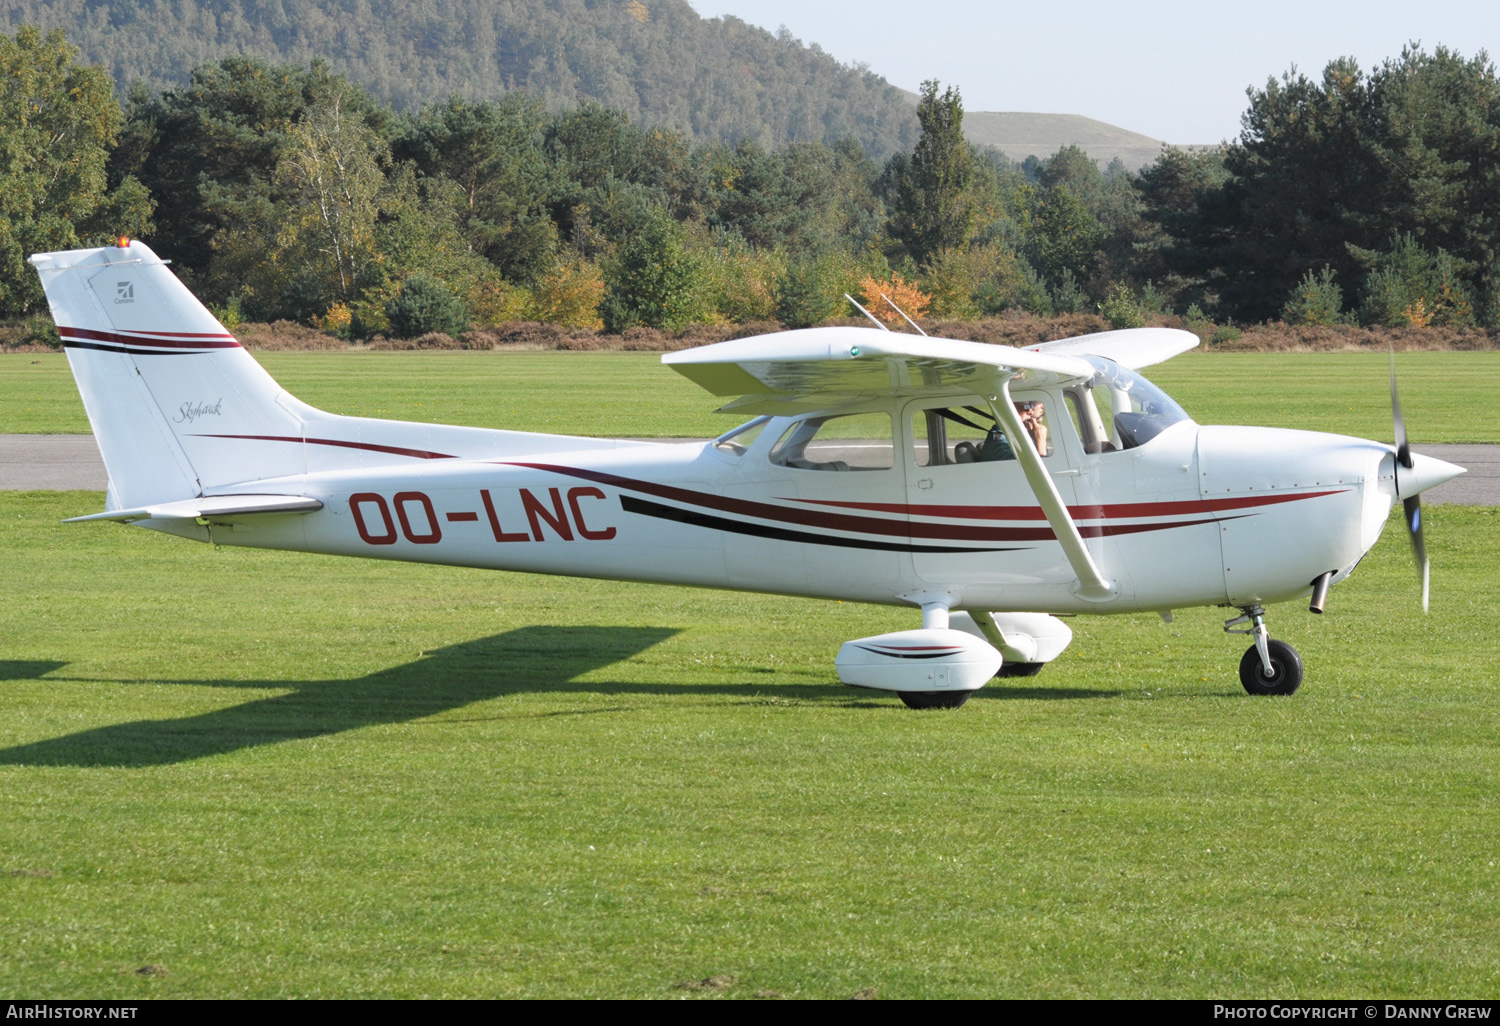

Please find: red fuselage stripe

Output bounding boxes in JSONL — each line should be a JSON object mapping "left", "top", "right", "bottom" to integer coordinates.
{"left": 58, "top": 325, "right": 240, "bottom": 349}
{"left": 189, "top": 435, "right": 458, "bottom": 460}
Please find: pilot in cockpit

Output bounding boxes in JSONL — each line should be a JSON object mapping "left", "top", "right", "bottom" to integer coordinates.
{"left": 1016, "top": 400, "right": 1048, "bottom": 454}
{"left": 951, "top": 400, "right": 1049, "bottom": 464}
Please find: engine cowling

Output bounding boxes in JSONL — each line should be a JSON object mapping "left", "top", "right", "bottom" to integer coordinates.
{"left": 835, "top": 628, "right": 1001, "bottom": 694}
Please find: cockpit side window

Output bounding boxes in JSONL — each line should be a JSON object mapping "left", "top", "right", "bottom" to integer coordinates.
{"left": 911, "top": 398, "right": 1052, "bottom": 467}
{"left": 769, "top": 412, "right": 894, "bottom": 471}
{"left": 913, "top": 406, "right": 995, "bottom": 466}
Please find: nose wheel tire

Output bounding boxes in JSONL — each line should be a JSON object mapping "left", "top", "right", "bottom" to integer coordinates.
{"left": 1238, "top": 639, "right": 1304, "bottom": 695}
{"left": 898, "top": 690, "right": 973, "bottom": 709}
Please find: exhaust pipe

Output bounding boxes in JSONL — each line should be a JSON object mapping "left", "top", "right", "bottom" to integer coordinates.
{"left": 1308, "top": 571, "right": 1333, "bottom": 614}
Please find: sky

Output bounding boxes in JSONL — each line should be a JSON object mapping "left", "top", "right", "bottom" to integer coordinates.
{"left": 685, "top": 0, "right": 1497, "bottom": 144}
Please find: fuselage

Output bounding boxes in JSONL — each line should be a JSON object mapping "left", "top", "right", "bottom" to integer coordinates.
{"left": 147, "top": 385, "right": 1409, "bottom": 618}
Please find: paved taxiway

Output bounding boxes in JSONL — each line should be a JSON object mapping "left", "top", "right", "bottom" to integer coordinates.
{"left": 1, "top": 434, "right": 1493, "bottom": 505}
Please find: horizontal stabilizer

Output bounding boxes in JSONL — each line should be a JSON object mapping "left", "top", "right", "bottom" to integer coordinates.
{"left": 65, "top": 494, "right": 324, "bottom": 524}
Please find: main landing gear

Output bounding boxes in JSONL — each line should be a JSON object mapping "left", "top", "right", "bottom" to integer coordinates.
{"left": 1225, "top": 605, "right": 1304, "bottom": 696}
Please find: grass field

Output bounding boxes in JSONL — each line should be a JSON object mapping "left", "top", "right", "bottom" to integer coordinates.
{"left": 3, "top": 344, "right": 1498, "bottom": 997}
{"left": 3, "top": 492, "right": 1499, "bottom": 998}
{"left": 2, "top": 348, "right": 1497, "bottom": 442}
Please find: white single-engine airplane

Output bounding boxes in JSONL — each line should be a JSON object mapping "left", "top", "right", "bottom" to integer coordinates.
{"left": 31, "top": 240, "right": 1464, "bottom": 707}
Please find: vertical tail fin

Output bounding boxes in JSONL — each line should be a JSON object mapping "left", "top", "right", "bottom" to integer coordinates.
{"left": 29, "top": 240, "right": 310, "bottom": 509}
{"left": 32, "top": 239, "right": 623, "bottom": 508}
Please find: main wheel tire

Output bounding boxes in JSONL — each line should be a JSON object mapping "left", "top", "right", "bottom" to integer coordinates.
{"left": 995, "top": 661, "right": 1045, "bottom": 678}
{"left": 1238, "top": 639, "right": 1304, "bottom": 695}
{"left": 898, "top": 689, "right": 972, "bottom": 709}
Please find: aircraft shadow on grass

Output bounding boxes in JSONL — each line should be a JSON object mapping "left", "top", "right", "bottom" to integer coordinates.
{"left": 0, "top": 660, "right": 68, "bottom": 681}
{"left": 0, "top": 626, "right": 1120, "bottom": 768}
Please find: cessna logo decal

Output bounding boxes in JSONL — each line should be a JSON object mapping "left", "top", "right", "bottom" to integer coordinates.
{"left": 114, "top": 282, "right": 134, "bottom": 304}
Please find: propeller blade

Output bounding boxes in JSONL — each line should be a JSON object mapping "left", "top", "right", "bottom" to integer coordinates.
{"left": 1390, "top": 351, "right": 1413, "bottom": 469}
{"left": 1404, "top": 496, "right": 1429, "bottom": 613}
{"left": 1392, "top": 352, "right": 1428, "bottom": 610}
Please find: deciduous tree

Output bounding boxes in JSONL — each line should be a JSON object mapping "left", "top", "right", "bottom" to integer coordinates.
{"left": 277, "top": 86, "right": 388, "bottom": 304}
{"left": 0, "top": 26, "right": 151, "bottom": 316}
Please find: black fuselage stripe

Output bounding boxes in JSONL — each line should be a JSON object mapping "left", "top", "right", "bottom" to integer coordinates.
{"left": 620, "top": 495, "right": 1019, "bottom": 554}
{"left": 852, "top": 647, "right": 955, "bottom": 659}
{"left": 63, "top": 340, "right": 197, "bottom": 356}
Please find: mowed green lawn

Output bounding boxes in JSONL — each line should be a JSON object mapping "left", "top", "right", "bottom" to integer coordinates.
{"left": 2, "top": 494, "right": 1498, "bottom": 998}
{"left": 2, "top": 348, "right": 1498, "bottom": 441}
{"left": 2, "top": 345, "right": 1499, "bottom": 997}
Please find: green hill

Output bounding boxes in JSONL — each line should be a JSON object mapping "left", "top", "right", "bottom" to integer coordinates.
{"left": 0, "top": 0, "right": 920, "bottom": 155}
{"left": 962, "top": 111, "right": 1197, "bottom": 170}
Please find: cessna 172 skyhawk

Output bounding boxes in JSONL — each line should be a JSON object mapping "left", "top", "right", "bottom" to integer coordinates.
{"left": 30, "top": 239, "right": 1464, "bottom": 708}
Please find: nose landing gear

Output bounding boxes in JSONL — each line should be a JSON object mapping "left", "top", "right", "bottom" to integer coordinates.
{"left": 1225, "top": 606, "right": 1304, "bottom": 695}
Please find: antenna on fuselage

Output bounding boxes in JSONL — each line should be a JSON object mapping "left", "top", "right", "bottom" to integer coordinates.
{"left": 844, "top": 293, "right": 889, "bottom": 331}
{"left": 881, "top": 293, "right": 928, "bottom": 336}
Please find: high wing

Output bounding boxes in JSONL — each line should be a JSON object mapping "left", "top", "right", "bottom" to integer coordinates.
{"left": 664, "top": 326, "right": 1121, "bottom": 601}
{"left": 1022, "top": 326, "right": 1199, "bottom": 370}
{"left": 663, "top": 326, "right": 1097, "bottom": 414}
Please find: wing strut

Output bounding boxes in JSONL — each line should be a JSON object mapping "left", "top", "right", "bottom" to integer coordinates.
{"left": 989, "top": 378, "right": 1117, "bottom": 602}
{"left": 881, "top": 294, "right": 928, "bottom": 336}
{"left": 843, "top": 294, "right": 889, "bottom": 331}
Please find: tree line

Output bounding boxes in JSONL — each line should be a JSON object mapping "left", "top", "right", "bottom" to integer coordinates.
{"left": 4, "top": 26, "right": 1498, "bottom": 341}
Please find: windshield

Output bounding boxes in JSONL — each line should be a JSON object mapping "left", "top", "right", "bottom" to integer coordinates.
{"left": 1083, "top": 356, "right": 1193, "bottom": 450}
{"left": 713, "top": 416, "right": 771, "bottom": 456}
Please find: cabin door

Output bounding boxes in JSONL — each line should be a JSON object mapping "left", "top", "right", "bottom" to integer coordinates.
{"left": 904, "top": 394, "right": 1081, "bottom": 591}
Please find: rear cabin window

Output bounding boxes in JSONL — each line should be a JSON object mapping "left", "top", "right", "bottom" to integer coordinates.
{"left": 769, "top": 412, "right": 894, "bottom": 470}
